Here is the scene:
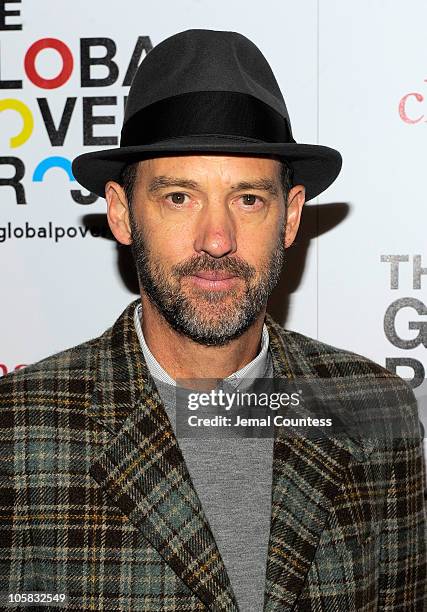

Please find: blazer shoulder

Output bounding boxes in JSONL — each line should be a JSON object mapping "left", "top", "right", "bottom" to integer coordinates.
{"left": 284, "top": 326, "right": 411, "bottom": 386}
{"left": 0, "top": 334, "right": 100, "bottom": 398}
{"left": 275, "top": 326, "right": 422, "bottom": 441}
{"left": 270, "top": 320, "right": 418, "bottom": 408}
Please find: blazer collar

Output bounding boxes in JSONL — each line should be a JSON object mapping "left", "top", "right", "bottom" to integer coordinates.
{"left": 88, "top": 299, "right": 372, "bottom": 610}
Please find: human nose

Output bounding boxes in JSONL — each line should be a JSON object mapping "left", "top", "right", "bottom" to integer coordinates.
{"left": 193, "top": 201, "right": 237, "bottom": 258}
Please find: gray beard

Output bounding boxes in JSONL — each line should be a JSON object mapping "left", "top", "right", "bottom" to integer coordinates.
{"left": 129, "top": 211, "right": 286, "bottom": 346}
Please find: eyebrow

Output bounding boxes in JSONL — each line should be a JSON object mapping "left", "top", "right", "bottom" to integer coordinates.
{"left": 230, "top": 179, "right": 279, "bottom": 197}
{"left": 147, "top": 176, "right": 199, "bottom": 193}
{"left": 147, "top": 176, "right": 279, "bottom": 196}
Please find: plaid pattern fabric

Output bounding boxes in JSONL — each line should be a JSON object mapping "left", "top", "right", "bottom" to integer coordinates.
{"left": 0, "top": 298, "right": 425, "bottom": 611}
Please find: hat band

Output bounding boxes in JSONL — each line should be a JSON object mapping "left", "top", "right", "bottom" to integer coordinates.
{"left": 120, "top": 91, "right": 294, "bottom": 146}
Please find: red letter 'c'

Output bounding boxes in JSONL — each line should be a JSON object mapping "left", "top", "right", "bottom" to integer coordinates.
{"left": 398, "top": 92, "right": 424, "bottom": 124}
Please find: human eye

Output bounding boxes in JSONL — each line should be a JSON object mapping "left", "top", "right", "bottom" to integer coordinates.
{"left": 238, "top": 194, "right": 264, "bottom": 208}
{"left": 165, "top": 192, "right": 190, "bottom": 206}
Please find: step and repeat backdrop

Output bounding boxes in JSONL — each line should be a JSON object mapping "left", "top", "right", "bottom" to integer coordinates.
{"left": 1, "top": 1, "right": 426, "bottom": 452}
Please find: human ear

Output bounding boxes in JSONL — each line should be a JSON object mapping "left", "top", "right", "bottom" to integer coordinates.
{"left": 105, "top": 181, "right": 132, "bottom": 245}
{"left": 284, "top": 185, "right": 305, "bottom": 248}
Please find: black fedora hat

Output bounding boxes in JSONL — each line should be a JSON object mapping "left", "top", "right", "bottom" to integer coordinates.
{"left": 72, "top": 29, "right": 342, "bottom": 201}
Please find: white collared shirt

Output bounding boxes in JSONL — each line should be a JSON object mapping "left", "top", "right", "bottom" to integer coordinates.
{"left": 133, "top": 301, "right": 270, "bottom": 387}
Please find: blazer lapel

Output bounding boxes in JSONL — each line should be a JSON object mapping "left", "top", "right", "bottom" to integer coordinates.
{"left": 87, "top": 299, "right": 238, "bottom": 611}
{"left": 263, "top": 314, "right": 374, "bottom": 611}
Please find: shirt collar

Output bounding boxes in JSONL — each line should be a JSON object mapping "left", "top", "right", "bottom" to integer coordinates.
{"left": 133, "top": 301, "right": 270, "bottom": 388}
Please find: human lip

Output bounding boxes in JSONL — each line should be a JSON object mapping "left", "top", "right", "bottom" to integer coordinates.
{"left": 189, "top": 270, "right": 240, "bottom": 289}
{"left": 193, "top": 271, "right": 237, "bottom": 280}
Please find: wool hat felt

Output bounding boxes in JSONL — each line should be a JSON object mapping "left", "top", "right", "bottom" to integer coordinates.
{"left": 72, "top": 29, "right": 342, "bottom": 201}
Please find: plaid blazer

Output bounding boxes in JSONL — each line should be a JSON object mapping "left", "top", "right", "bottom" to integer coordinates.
{"left": 0, "top": 298, "right": 425, "bottom": 611}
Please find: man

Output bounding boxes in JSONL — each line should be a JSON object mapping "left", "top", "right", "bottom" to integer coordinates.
{"left": 0, "top": 29, "right": 425, "bottom": 611}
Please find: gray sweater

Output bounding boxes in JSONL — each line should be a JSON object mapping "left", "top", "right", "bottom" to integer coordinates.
{"left": 134, "top": 303, "right": 274, "bottom": 611}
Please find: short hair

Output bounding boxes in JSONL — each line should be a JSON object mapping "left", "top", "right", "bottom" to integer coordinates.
{"left": 119, "top": 157, "right": 293, "bottom": 208}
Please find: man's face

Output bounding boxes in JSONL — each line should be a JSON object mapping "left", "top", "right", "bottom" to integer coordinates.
{"left": 126, "top": 155, "right": 288, "bottom": 346}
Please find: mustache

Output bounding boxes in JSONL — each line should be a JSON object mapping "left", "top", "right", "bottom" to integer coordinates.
{"left": 172, "top": 254, "right": 255, "bottom": 282}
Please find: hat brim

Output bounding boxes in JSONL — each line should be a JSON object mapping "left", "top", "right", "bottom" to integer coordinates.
{"left": 71, "top": 139, "right": 342, "bottom": 202}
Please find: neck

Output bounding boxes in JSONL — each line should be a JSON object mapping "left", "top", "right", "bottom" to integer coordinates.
{"left": 139, "top": 293, "right": 266, "bottom": 382}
